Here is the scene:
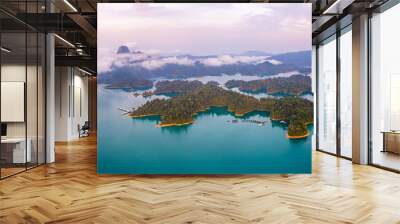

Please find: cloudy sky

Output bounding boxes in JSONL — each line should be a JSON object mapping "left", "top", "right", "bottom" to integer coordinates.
{"left": 98, "top": 3, "right": 311, "bottom": 72}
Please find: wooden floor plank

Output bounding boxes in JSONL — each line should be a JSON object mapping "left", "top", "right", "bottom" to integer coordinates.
{"left": 0, "top": 135, "right": 400, "bottom": 223}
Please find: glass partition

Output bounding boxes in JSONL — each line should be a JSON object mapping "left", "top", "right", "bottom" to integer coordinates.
{"left": 0, "top": 2, "right": 46, "bottom": 179}
{"left": 317, "top": 35, "right": 337, "bottom": 154}
{"left": 370, "top": 3, "right": 400, "bottom": 171}
{"left": 38, "top": 32, "right": 45, "bottom": 165}
{"left": 1, "top": 31, "right": 28, "bottom": 177}
{"left": 27, "top": 30, "right": 38, "bottom": 169}
{"left": 339, "top": 27, "right": 352, "bottom": 158}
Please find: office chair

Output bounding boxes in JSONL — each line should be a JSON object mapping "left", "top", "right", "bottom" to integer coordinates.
{"left": 79, "top": 121, "right": 90, "bottom": 138}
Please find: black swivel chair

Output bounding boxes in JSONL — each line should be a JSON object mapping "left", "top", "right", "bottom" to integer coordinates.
{"left": 79, "top": 121, "right": 90, "bottom": 138}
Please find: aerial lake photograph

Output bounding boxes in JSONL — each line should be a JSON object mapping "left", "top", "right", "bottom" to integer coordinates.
{"left": 97, "top": 3, "right": 313, "bottom": 174}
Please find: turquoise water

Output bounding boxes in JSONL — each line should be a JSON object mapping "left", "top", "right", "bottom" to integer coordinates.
{"left": 97, "top": 85, "right": 312, "bottom": 174}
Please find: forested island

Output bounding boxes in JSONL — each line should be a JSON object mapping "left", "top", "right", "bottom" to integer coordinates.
{"left": 154, "top": 80, "right": 204, "bottom": 95}
{"left": 105, "top": 79, "right": 153, "bottom": 91}
{"left": 129, "top": 82, "right": 313, "bottom": 138}
{"left": 225, "top": 75, "right": 311, "bottom": 95}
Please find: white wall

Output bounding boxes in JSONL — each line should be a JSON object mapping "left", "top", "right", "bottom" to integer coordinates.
{"left": 55, "top": 67, "right": 89, "bottom": 141}
{"left": 72, "top": 73, "right": 89, "bottom": 138}
{"left": 55, "top": 67, "right": 69, "bottom": 141}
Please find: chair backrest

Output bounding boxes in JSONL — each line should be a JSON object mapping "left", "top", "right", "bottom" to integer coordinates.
{"left": 82, "top": 121, "right": 90, "bottom": 129}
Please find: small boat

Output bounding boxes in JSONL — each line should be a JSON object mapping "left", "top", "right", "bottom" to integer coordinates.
{"left": 118, "top": 107, "right": 134, "bottom": 115}
{"left": 280, "top": 120, "right": 287, "bottom": 124}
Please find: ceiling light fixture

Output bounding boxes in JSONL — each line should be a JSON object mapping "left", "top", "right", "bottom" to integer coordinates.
{"left": 54, "top": 34, "right": 75, "bottom": 48}
{"left": 76, "top": 48, "right": 85, "bottom": 55}
{"left": 63, "top": 0, "right": 78, "bottom": 12}
{"left": 1, "top": 47, "right": 11, "bottom": 53}
{"left": 322, "top": 0, "right": 354, "bottom": 15}
{"left": 323, "top": 0, "right": 341, "bottom": 14}
{"left": 78, "top": 67, "right": 93, "bottom": 76}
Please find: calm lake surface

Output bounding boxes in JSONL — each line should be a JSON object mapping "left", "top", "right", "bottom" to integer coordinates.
{"left": 98, "top": 79, "right": 313, "bottom": 174}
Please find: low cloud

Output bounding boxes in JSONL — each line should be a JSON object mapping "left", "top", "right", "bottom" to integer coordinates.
{"left": 98, "top": 47, "right": 116, "bottom": 73}
{"left": 99, "top": 49, "right": 282, "bottom": 73}
{"left": 112, "top": 52, "right": 149, "bottom": 68}
{"left": 99, "top": 49, "right": 150, "bottom": 73}
{"left": 257, "top": 59, "right": 282, "bottom": 65}
{"left": 138, "top": 57, "right": 194, "bottom": 70}
{"left": 201, "top": 55, "right": 269, "bottom": 66}
{"left": 268, "top": 59, "right": 282, "bottom": 65}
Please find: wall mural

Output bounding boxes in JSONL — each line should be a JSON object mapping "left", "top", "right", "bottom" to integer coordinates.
{"left": 97, "top": 3, "right": 313, "bottom": 174}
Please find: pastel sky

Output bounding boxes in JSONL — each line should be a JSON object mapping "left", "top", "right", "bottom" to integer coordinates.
{"left": 98, "top": 3, "right": 311, "bottom": 72}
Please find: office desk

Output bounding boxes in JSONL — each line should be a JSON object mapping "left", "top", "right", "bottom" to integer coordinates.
{"left": 381, "top": 131, "right": 400, "bottom": 154}
{"left": 1, "top": 138, "right": 31, "bottom": 163}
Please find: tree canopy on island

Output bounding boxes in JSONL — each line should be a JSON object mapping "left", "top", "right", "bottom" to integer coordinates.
{"left": 225, "top": 75, "right": 311, "bottom": 95}
{"left": 130, "top": 82, "right": 313, "bottom": 138}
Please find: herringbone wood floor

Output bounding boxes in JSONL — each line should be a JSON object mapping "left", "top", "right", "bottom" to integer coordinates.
{"left": 1, "top": 135, "right": 400, "bottom": 224}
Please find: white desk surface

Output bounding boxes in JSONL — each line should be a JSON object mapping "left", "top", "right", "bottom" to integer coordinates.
{"left": 1, "top": 138, "right": 27, "bottom": 144}
{"left": 1, "top": 137, "right": 32, "bottom": 163}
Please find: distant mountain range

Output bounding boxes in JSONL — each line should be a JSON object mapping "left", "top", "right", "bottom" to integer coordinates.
{"left": 237, "top": 50, "right": 272, "bottom": 57}
{"left": 98, "top": 46, "right": 311, "bottom": 84}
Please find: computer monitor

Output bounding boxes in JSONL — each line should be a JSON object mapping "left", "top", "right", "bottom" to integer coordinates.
{"left": 1, "top": 123, "right": 7, "bottom": 137}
